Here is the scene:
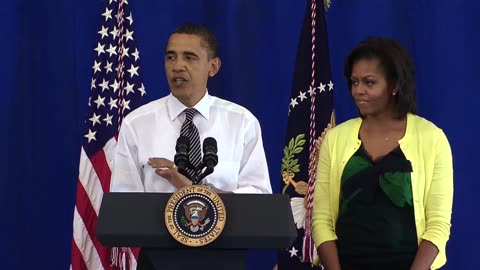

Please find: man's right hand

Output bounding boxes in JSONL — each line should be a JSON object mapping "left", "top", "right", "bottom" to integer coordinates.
{"left": 148, "top": 157, "right": 193, "bottom": 189}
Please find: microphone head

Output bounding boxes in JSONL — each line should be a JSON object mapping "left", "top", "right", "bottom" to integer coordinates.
{"left": 175, "top": 136, "right": 190, "bottom": 170}
{"left": 202, "top": 137, "right": 217, "bottom": 153}
{"left": 202, "top": 137, "right": 218, "bottom": 169}
{"left": 176, "top": 136, "right": 190, "bottom": 152}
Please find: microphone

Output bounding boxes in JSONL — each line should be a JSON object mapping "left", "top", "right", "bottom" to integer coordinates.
{"left": 197, "top": 137, "right": 218, "bottom": 181}
{"left": 174, "top": 136, "right": 192, "bottom": 180}
{"left": 202, "top": 137, "right": 218, "bottom": 169}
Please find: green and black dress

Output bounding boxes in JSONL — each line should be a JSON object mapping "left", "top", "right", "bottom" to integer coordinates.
{"left": 336, "top": 144, "right": 418, "bottom": 270}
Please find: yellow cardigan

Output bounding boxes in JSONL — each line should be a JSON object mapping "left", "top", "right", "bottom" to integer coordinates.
{"left": 311, "top": 113, "right": 453, "bottom": 269}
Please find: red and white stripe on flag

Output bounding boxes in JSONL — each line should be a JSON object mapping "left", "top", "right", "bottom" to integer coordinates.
{"left": 71, "top": 0, "right": 147, "bottom": 269}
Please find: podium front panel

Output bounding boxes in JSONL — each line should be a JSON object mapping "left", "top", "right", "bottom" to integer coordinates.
{"left": 96, "top": 192, "right": 297, "bottom": 249}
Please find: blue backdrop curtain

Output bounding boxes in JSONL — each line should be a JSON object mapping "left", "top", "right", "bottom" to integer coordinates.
{"left": 1, "top": 0, "right": 478, "bottom": 269}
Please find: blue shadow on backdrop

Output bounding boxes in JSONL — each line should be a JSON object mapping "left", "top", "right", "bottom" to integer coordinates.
{"left": 1, "top": 0, "right": 478, "bottom": 269}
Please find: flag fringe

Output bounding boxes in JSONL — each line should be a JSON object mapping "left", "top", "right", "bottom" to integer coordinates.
{"left": 111, "top": 247, "right": 131, "bottom": 270}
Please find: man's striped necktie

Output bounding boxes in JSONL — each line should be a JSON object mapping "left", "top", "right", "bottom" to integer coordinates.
{"left": 180, "top": 108, "right": 202, "bottom": 183}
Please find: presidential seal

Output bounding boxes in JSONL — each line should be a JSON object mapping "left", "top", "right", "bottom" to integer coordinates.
{"left": 165, "top": 185, "right": 226, "bottom": 247}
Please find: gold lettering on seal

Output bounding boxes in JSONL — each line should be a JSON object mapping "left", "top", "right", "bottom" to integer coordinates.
{"left": 164, "top": 185, "right": 227, "bottom": 247}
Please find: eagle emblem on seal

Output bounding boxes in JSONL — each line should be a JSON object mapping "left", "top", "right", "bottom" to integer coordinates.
{"left": 183, "top": 200, "right": 211, "bottom": 232}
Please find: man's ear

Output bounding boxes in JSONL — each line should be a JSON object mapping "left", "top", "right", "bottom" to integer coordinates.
{"left": 208, "top": 58, "right": 221, "bottom": 77}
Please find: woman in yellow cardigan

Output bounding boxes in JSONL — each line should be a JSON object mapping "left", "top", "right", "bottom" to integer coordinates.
{"left": 311, "top": 37, "right": 453, "bottom": 270}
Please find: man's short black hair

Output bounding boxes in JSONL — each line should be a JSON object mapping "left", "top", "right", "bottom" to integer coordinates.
{"left": 172, "top": 23, "right": 218, "bottom": 59}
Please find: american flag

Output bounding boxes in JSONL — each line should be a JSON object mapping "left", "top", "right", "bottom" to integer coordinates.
{"left": 71, "top": 0, "right": 147, "bottom": 269}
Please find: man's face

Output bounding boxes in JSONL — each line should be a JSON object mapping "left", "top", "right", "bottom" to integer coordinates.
{"left": 165, "top": 33, "right": 220, "bottom": 107}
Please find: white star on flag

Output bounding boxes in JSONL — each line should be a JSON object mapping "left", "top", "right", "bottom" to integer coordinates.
{"left": 298, "top": 91, "right": 307, "bottom": 102}
{"left": 108, "top": 97, "right": 118, "bottom": 110}
{"left": 319, "top": 82, "right": 326, "bottom": 92}
{"left": 89, "top": 113, "right": 101, "bottom": 127}
{"left": 94, "top": 42, "right": 105, "bottom": 56}
{"left": 110, "top": 80, "right": 119, "bottom": 92}
{"left": 98, "top": 26, "right": 109, "bottom": 39}
{"left": 92, "top": 60, "right": 101, "bottom": 74}
{"left": 138, "top": 83, "right": 146, "bottom": 96}
{"left": 127, "top": 64, "right": 139, "bottom": 78}
{"left": 132, "top": 48, "right": 140, "bottom": 61}
{"left": 93, "top": 95, "right": 105, "bottom": 108}
{"left": 104, "top": 61, "right": 113, "bottom": 73}
{"left": 126, "top": 13, "right": 133, "bottom": 25}
{"left": 84, "top": 129, "right": 96, "bottom": 142}
{"left": 103, "top": 113, "right": 113, "bottom": 126}
{"left": 125, "top": 29, "right": 134, "bottom": 42}
{"left": 101, "top": 7, "right": 113, "bottom": 21}
{"left": 290, "top": 97, "right": 299, "bottom": 108}
{"left": 125, "top": 82, "right": 135, "bottom": 95}
{"left": 121, "top": 44, "right": 129, "bottom": 57}
{"left": 106, "top": 44, "right": 117, "bottom": 57}
{"left": 289, "top": 246, "right": 298, "bottom": 257}
{"left": 110, "top": 26, "right": 119, "bottom": 39}
{"left": 328, "top": 80, "right": 334, "bottom": 91}
{"left": 99, "top": 79, "right": 109, "bottom": 92}
{"left": 122, "top": 99, "right": 131, "bottom": 112}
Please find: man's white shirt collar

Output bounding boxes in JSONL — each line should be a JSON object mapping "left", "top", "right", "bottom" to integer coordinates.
{"left": 168, "top": 90, "right": 211, "bottom": 121}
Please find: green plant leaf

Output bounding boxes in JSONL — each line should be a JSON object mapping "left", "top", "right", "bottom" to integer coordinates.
{"left": 297, "top": 139, "right": 306, "bottom": 147}
{"left": 294, "top": 134, "right": 305, "bottom": 144}
{"left": 292, "top": 147, "right": 303, "bottom": 154}
{"left": 291, "top": 158, "right": 299, "bottom": 166}
{"left": 292, "top": 164, "right": 300, "bottom": 173}
{"left": 288, "top": 138, "right": 295, "bottom": 150}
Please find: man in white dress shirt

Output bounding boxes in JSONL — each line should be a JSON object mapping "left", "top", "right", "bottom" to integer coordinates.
{"left": 111, "top": 23, "right": 272, "bottom": 194}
